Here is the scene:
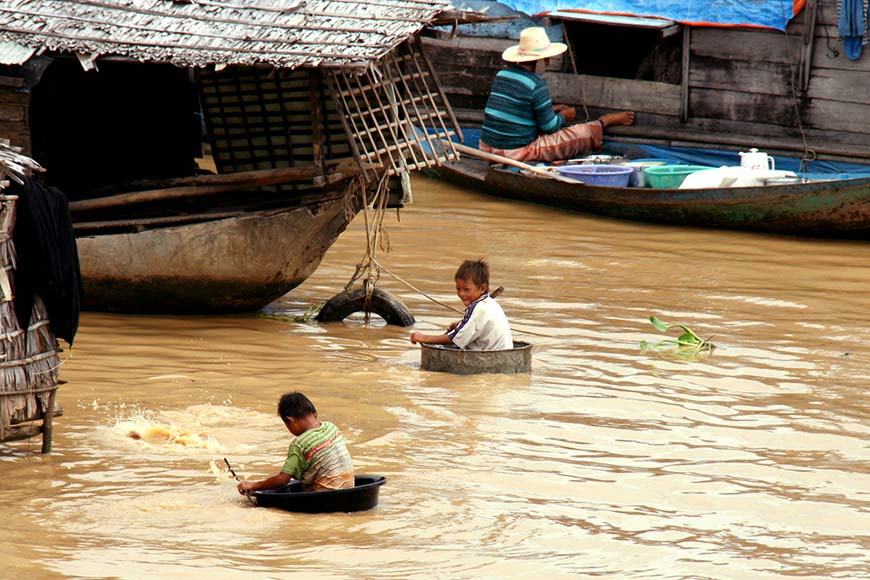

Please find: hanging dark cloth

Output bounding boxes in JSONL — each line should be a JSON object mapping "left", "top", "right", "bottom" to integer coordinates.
{"left": 9, "top": 176, "right": 82, "bottom": 346}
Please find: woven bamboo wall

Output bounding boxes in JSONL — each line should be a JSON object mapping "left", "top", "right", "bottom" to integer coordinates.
{"left": 199, "top": 66, "right": 351, "bottom": 194}
{"left": 0, "top": 145, "right": 61, "bottom": 448}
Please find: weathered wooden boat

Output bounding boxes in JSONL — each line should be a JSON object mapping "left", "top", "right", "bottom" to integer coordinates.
{"left": 420, "top": 341, "right": 532, "bottom": 374}
{"left": 0, "top": 0, "right": 462, "bottom": 312}
{"left": 75, "top": 189, "right": 358, "bottom": 313}
{"left": 420, "top": 0, "right": 870, "bottom": 237}
{"left": 434, "top": 150, "right": 870, "bottom": 238}
{"left": 250, "top": 475, "right": 386, "bottom": 513}
{"left": 423, "top": 1, "right": 870, "bottom": 163}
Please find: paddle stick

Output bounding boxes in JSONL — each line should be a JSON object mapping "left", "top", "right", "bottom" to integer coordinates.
{"left": 224, "top": 457, "right": 242, "bottom": 481}
{"left": 445, "top": 140, "right": 579, "bottom": 184}
{"left": 224, "top": 458, "right": 256, "bottom": 504}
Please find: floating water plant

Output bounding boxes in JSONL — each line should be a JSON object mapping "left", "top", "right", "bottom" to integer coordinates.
{"left": 640, "top": 315, "right": 715, "bottom": 354}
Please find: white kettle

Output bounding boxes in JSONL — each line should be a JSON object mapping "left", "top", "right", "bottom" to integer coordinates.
{"left": 739, "top": 148, "right": 775, "bottom": 171}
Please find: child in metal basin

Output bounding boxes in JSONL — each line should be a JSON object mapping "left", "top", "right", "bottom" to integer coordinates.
{"left": 410, "top": 259, "right": 513, "bottom": 351}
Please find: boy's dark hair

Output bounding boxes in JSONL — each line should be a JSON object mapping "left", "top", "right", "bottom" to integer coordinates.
{"left": 455, "top": 258, "right": 490, "bottom": 288}
{"left": 278, "top": 392, "right": 317, "bottom": 420}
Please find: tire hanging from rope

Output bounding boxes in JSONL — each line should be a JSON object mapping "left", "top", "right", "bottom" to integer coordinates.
{"left": 316, "top": 172, "right": 416, "bottom": 326}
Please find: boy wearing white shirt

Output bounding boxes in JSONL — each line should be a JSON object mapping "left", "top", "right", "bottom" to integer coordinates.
{"left": 410, "top": 259, "right": 513, "bottom": 351}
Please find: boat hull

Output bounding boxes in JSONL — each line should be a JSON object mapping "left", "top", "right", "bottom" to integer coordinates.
{"left": 76, "top": 194, "right": 356, "bottom": 313}
{"left": 436, "top": 158, "right": 870, "bottom": 238}
{"left": 251, "top": 475, "right": 386, "bottom": 513}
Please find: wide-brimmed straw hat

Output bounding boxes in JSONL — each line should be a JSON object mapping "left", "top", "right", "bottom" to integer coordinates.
{"left": 501, "top": 27, "right": 567, "bottom": 63}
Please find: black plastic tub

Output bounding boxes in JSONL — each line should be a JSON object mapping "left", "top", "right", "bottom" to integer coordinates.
{"left": 250, "top": 475, "right": 386, "bottom": 513}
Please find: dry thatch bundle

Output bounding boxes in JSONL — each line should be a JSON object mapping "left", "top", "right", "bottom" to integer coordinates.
{"left": 0, "top": 138, "right": 60, "bottom": 451}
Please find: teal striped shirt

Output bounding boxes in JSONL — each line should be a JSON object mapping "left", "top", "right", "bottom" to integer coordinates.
{"left": 481, "top": 66, "right": 565, "bottom": 150}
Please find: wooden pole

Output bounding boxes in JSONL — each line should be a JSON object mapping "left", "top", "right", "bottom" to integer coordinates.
{"left": 69, "top": 166, "right": 319, "bottom": 213}
{"left": 41, "top": 387, "right": 56, "bottom": 453}
{"left": 446, "top": 140, "right": 580, "bottom": 184}
{"left": 680, "top": 27, "right": 691, "bottom": 124}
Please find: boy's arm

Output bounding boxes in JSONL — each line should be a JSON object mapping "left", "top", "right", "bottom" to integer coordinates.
{"left": 410, "top": 331, "right": 454, "bottom": 345}
{"left": 237, "top": 471, "right": 292, "bottom": 494}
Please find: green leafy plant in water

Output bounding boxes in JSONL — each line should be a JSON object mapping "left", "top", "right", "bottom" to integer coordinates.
{"left": 640, "top": 315, "right": 715, "bottom": 355}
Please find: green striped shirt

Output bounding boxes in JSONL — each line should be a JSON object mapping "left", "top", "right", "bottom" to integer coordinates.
{"left": 481, "top": 65, "right": 565, "bottom": 150}
{"left": 281, "top": 421, "right": 354, "bottom": 488}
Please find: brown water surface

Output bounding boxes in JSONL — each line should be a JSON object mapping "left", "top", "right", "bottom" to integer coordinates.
{"left": 2, "top": 175, "right": 869, "bottom": 579}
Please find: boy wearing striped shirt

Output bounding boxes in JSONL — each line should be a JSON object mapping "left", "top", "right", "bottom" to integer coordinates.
{"left": 480, "top": 26, "right": 634, "bottom": 163}
{"left": 237, "top": 392, "right": 354, "bottom": 494}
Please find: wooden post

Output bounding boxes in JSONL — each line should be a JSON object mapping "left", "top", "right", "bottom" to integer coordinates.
{"left": 309, "top": 69, "right": 326, "bottom": 179}
{"left": 41, "top": 387, "right": 56, "bottom": 453}
{"left": 680, "top": 26, "right": 691, "bottom": 124}
{"left": 800, "top": 0, "right": 818, "bottom": 93}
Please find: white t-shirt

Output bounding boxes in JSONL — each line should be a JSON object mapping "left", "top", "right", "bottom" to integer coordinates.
{"left": 448, "top": 295, "right": 513, "bottom": 351}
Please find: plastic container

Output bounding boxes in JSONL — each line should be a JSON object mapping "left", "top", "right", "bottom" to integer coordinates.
{"left": 617, "top": 159, "right": 668, "bottom": 187}
{"left": 644, "top": 165, "right": 713, "bottom": 189}
{"left": 556, "top": 164, "right": 633, "bottom": 187}
{"left": 251, "top": 475, "right": 386, "bottom": 512}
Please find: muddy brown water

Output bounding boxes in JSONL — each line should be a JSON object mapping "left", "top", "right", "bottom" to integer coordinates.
{"left": 2, "top": 174, "right": 869, "bottom": 579}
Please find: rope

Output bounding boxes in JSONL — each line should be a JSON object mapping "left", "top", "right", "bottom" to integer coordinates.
{"left": 369, "top": 256, "right": 463, "bottom": 314}
{"left": 780, "top": 0, "right": 813, "bottom": 172}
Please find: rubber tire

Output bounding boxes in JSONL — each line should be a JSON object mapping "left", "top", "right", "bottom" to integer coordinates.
{"left": 316, "top": 288, "right": 415, "bottom": 327}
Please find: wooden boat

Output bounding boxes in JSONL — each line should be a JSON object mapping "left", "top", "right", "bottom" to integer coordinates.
{"left": 0, "top": 2, "right": 461, "bottom": 314}
{"left": 420, "top": 341, "right": 532, "bottom": 374}
{"left": 74, "top": 181, "right": 359, "bottom": 313}
{"left": 250, "top": 475, "right": 386, "bottom": 513}
{"left": 435, "top": 153, "right": 870, "bottom": 238}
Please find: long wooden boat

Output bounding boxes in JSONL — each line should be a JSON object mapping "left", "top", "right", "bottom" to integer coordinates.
{"left": 73, "top": 174, "right": 360, "bottom": 313}
{"left": 250, "top": 475, "right": 386, "bottom": 513}
{"left": 435, "top": 154, "right": 870, "bottom": 238}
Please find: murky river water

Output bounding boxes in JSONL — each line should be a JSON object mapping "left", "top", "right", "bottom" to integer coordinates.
{"left": 2, "top": 175, "right": 869, "bottom": 579}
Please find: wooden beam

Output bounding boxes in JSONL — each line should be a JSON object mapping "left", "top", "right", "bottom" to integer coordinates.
{"left": 680, "top": 26, "right": 690, "bottom": 123}
{"left": 69, "top": 166, "right": 320, "bottom": 213}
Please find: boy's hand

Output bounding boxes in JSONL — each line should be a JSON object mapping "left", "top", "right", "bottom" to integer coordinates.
{"left": 237, "top": 481, "right": 255, "bottom": 495}
{"left": 410, "top": 332, "right": 422, "bottom": 344}
{"left": 446, "top": 321, "right": 459, "bottom": 332}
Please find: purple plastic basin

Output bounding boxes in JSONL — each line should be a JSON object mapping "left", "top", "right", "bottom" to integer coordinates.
{"left": 555, "top": 164, "right": 633, "bottom": 187}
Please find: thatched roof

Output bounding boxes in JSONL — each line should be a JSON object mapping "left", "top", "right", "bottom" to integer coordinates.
{"left": 0, "top": 0, "right": 450, "bottom": 69}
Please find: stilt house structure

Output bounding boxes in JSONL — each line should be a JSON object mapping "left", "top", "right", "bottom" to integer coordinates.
{"left": 0, "top": 0, "right": 462, "bottom": 312}
{"left": 0, "top": 141, "right": 60, "bottom": 452}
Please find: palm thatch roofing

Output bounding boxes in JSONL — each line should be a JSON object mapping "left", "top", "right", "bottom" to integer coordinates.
{"left": 0, "top": 0, "right": 451, "bottom": 69}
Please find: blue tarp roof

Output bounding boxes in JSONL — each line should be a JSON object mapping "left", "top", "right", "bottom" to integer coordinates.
{"left": 496, "top": 0, "right": 804, "bottom": 31}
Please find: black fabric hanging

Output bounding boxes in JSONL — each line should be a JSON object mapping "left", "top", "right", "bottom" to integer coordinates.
{"left": 9, "top": 176, "right": 82, "bottom": 346}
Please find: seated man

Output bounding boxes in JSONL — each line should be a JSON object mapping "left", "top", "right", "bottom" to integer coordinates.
{"left": 480, "top": 26, "right": 635, "bottom": 163}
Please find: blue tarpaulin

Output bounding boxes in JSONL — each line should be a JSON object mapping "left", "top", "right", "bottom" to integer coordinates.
{"left": 493, "top": 0, "right": 803, "bottom": 32}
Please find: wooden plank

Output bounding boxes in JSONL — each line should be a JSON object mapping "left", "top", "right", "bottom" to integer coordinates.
{"left": 545, "top": 72, "right": 682, "bottom": 116}
{"left": 805, "top": 99, "right": 870, "bottom": 134}
{"left": 0, "top": 104, "right": 26, "bottom": 122}
{"left": 810, "top": 37, "right": 870, "bottom": 72}
{"left": 690, "top": 28, "right": 799, "bottom": 63}
{"left": 0, "top": 76, "right": 25, "bottom": 89}
{"left": 807, "top": 68, "right": 870, "bottom": 103}
{"left": 689, "top": 55, "right": 794, "bottom": 97}
{"left": 680, "top": 26, "right": 690, "bottom": 123}
{"left": 816, "top": 2, "right": 844, "bottom": 26}
{"left": 690, "top": 87, "right": 799, "bottom": 126}
{"left": 69, "top": 166, "right": 320, "bottom": 213}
